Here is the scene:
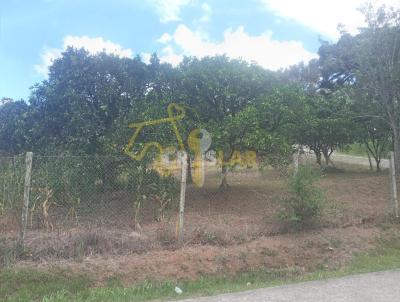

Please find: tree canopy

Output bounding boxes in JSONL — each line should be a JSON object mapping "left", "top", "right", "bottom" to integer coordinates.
{"left": 2, "top": 5, "right": 400, "bottom": 184}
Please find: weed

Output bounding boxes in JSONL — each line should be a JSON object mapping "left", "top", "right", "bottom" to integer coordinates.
{"left": 0, "top": 239, "right": 26, "bottom": 268}
{"left": 278, "top": 165, "right": 325, "bottom": 230}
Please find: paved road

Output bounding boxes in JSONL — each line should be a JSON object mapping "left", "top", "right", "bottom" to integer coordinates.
{"left": 332, "top": 153, "right": 389, "bottom": 169}
{"left": 175, "top": 270, "right": 400, "bottom": 302}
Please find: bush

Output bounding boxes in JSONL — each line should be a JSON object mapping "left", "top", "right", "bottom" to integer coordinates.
{"left": 0, "top": 156, "right": 25, "bottom": 212}
{"left": 278, "top": 165, "right": 325, "bottom": 230}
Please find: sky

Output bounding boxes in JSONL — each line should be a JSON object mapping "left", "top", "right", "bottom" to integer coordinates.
{"left": 1, "top": 0, "right": 399, "bottom": 100}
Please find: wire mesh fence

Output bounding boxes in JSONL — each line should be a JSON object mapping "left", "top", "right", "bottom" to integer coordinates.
{"left": 0, "top": 153, "right": 277, "bottom": 260}
{"left": 0, "top": 155, "right": 25, "bottom": 228}
{"left": 0, "top": 151, "right": 396, "bottom": 267}
{"left": 0, "top": 153, "right": 185, "bottom": 262}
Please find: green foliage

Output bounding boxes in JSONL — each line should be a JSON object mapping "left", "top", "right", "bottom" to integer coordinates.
{"left": 318, "top": 5, "right": 400, "bottom": 172}
{"left": 0, "top": 156, "right": 25, "bottom": 212}
{"left": 0, "top": 100, "right": 28, "bottom": 155}
{"left": 179, "top": 56, "right": 291, "bottom": 184}
{"left": 278, "top": 165, "right": 325, "bottom": 229}
{"left": 28, "top": 48, "right": 150, "bottom": 155}
{"left": 291, "top": 90, "right": 355, "bottom": 166}
{"left": 130, "top": 167, "right": 179, "bottom": 226}
{"left": 341, "top": 143, "right": 390, "bottom": 160}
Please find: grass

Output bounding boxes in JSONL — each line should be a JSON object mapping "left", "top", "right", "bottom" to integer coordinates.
{"left": 2, "top": 235, "right": 400, "bottom": 302}
{"left": 339, "top": 143, "right": 368, "bottom": 157}
{"left": 0, "top": 269, "right": 90, "bottom": 302}
{"left": 339, "top": 143, "right": 389, "bottom": 159}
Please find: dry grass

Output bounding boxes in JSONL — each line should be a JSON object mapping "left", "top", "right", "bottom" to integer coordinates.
{"left": 0, "top": 162, "right": 395, "bottom": 283}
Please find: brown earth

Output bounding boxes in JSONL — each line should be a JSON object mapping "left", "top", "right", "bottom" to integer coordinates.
{"left": 1, "top": 162, "right": 396, "bottom": 285}
{"left": 16, "top": 224, "right": 386, "bottom": 286}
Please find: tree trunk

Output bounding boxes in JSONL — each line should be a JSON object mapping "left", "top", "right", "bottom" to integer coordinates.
{"left": 366, "top": 149, "right": 373, "bottom": 171}
{"left": 315, "top": 152, "right": 322, "bottom": 166}
{"left": 322, "top": 147, "right": 335, "bottom": 167}
{"left": 323, "top": 152, "right": 330, "bottom": 166}
{"left": 187, "top": 155, "right": 193, "bottom": 184}
{"left": 376, "top": 159, "right": 381, "bottom": 172}
{"left": 220, "top": 165, "right": 229, "bottom": 189}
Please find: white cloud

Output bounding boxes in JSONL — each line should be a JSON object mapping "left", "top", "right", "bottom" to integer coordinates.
{"left": 159, "top": 46, "right": 184, "bottom": 66}
{"left": 34, "top": 48, "right": 62, "bottom": 77}
{"left": 141, "top": 52, "right": 152, "bottom": 64}
{"left": 200, "top": 3, "right": 212, "bottom": 22}
{"left": 63, "top": 36, "right": 132, "bottom": 57}
{"left": 148, "top": 0, "right": 191, "bottom": 23}
{"left": 157, "top": 33, "right": 173, "bottom": 43}
{"left": 259, "top": 0, "right": 400, "bottom": 39}
{"left": 35, "top": 36, "right": 133, "bottom": 77}
{"left": 158, "top": 24, "right": 317, "bottom": 70}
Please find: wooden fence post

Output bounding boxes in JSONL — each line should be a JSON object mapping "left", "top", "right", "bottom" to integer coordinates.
{"left": 389, "top": 151, "right": 398, "bottom": 219}
{"left": 20, "top": 152, "right": 33, "bottom": 246}
{"left": 178, "top": 151, "right": 188, "bottom": 242}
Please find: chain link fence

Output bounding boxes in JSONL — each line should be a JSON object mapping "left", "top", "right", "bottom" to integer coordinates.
{"left": 0, "top": 153, "right": 184, "bottom": 263}
{"left": 0, "top": 151, "right": 396, "bottom": 267}
{"left": 0, "top": 155, "right": 25, "bottom": 229}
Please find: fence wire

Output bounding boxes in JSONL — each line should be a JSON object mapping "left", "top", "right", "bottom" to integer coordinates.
{"left": 0, "top": 155, "right": 25, "bottom": 220}
{"left": 0, "top": 152, "right": 394, "bottom": 266}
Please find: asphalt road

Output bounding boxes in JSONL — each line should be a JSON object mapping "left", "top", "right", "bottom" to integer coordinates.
{"left": 175, "top": 270, "right": 400, "bottom": 302}
{"left": 332, "top": 153, "right": 389, "bottom": 169}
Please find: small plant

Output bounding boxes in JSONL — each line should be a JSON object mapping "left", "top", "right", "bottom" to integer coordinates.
{"left": 131, "top": 167, "right": 179, "bottom": 230}
{"left": 278, "top": 165, "right": 325, "bottom": 230}
{"left": 149, "top": 174, "right": 179, "bottom": 222}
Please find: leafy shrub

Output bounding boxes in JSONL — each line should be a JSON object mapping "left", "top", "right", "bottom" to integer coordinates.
{"left": 278, "top": 165, "right": 325, "bottom": 230}
{"left": 132, "top": 168, "right": 179, "bottom": 228}
{"left": 0, "top": 156, "right": 24, "bottom": 212}
{"left": 149, "top": 174, "right": 179, "bottom": 221}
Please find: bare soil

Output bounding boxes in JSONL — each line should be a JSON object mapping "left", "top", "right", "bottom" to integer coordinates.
{"left": 1, "top": 162, "right": 397, "bottom": 285}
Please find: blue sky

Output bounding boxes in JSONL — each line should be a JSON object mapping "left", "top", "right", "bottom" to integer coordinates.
{"left": 1, "top": 0, "right": 397, "bottom": 100}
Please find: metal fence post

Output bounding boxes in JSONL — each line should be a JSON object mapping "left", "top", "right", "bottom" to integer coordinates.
{"left": 389, "top": 151, "right": 398, "bottom": 219}
{"left": 19, "top": 152, "right": 33, "bottom": 246}
{"left": 178, "top": 151, "right": 188, "bottom": 242}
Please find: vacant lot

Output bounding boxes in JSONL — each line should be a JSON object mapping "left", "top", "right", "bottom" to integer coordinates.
{"left": 1, "top": 159, "right": 396, "bottom": 288}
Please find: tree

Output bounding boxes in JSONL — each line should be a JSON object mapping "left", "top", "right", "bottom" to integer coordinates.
{"left": 179, "top": 56, "right": 281, "bottom": 187}
{"left": 356, "top": 6, "right": 400, "bottom": 174}
{"left": 252, "top": 86, "right": 305, "bottom": 170}
{"left": 28, "top": 47, "right": 150, "bottom": 155}
{"left": 0, "top": 99, "right": 28, "bottom": 155}
{"left": 281, "top": 60, "right": 358, "bottom": 167}
{"left": 292, "top": 91, "right": 355, "bottom": 166}
{"left": 350, "top": 90, "right": 391, "bottom": 171}
{"left": 318, "top": 5, "right": 400, "bottom": 174}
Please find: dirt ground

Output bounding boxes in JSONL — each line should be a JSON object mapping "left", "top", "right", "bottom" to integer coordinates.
{"left": 1, "top": 161, "right": 397, "bottom": 285}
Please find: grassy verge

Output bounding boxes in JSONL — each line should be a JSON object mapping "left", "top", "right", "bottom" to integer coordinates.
{"left": 2, "top": 236, "right": 400, "bottom": 302}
